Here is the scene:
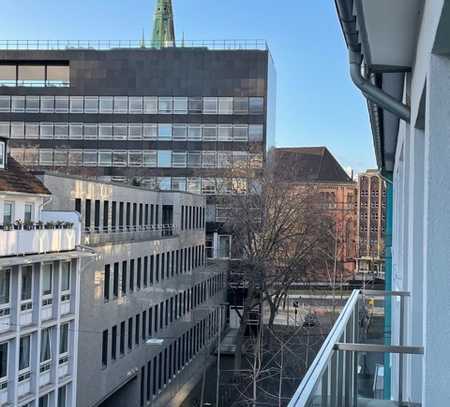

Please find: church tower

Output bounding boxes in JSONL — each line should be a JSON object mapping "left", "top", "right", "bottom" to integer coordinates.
{"left": 152, "top": 0, "right": 175, "bottom": 48}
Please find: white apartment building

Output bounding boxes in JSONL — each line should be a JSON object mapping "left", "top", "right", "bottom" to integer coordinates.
{"left": 0, "top": 137, "right": 85, "bottom": 407}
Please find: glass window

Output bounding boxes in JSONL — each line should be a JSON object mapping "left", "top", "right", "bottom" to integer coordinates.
{"left": 24, "top": 149, "right": 38, "bottom": 165}
{"left": 55, "top": 97, "right": 69, "bottom": 113}
{"left": 40, "top": 328, "right": 52, "bottom": 363}
{"left": 203, "top": 97, "right": 218, "bottom": 114}
{"left": 0, "top": 142, "right": 4, "bottom": 169}
{"left": 218, "top": 152, "right": 233, "bottom": 168}
{"left": 203, "top": 125, "right": 217, "bottom": 141}
{"left": 42, "top": 264, "right": 53, "bottom": 296}
{"left": 84, "top": 123, "right": 97, "bottom": 140}
{"left": 99, "top": 97, "right": 113, "bottom": 113}
{"left": 58, "top": 385, "right": 67, "bottom": 407}
{"left": 19, "top": 335, "right": 31, "bottom": 371}
{"left": 188, "top": 125, "right": 202, "bottom": 141}
{"left": 158, "top": 151, "right": 172, "bottom": 168}
{"left": 18, "top": 65, "right": 45, "bottom": 83}
{"left": 39, "top": 394, "right": 49, "bottom": 407}
{"left": 113, "top": 151, "right": 127, "bottom": 167}
{"left": 54, "top": 150, "right": 68, "bottom": 166}
{"left": 249, "top": 97, "right": 264, "bottom": 114}
{"left": 172, "top": 152, "right": 187, "bottom": 168}
{"left": 40, "top": 123, "right": 54, "bottom": 139}
{"left": 187, "top": 178, "right": 201, "bottom": 194}
{"left": 47, "top": 65, "right": 69, "bottom": 83}
{"left": 0, "top": 96, "right": 10, "bottom": 112}
{"left": 172, "top": 124, "right": 187, "bottom": 141}
{"left": 158, "top": 97, "right": 172, "bottom": 114}
{"left": 218, "top": 125, "right": 233, "bottom": 141}
{"left": 129, "top": 97, "right": 143, "bottom": 114}
{"left": 202, "top": 152, "right": 216, "bottom": 168}
{"left": 25, "top": 96, "right": 39, "bottom": 112}
{"left": 218, "top": 236, "right": 231, "bottom": 258}
{"left": 112, "top": 123, "right": 127, "bottom": 140}
{"left": 12, "top": 96, "right": 25, "bottom": 112}
{"left": 202, "top": 178, "right": 216, "bottom": 195}
{"left": 21, "top": 266, "right": 33, "bottom": 301}
{"left": 173, "top": 97, "right": 188, "bottom": 114}
{"left": 143, "top": 124, "right": 157, "bottom": 140}
{"left": 69, "top": 123, "right": 83, "bottom": 140}
{"left": 39, "top": 149, "right": 53, "bottom": 166}
{"left": 128, "top": 151, "right": 143, "bottom": 167}
{"left": 172, "top": 177, "right": 187, "bottom": 191}
{"left": 61, "top": 262, "right": 71, "bottom": 292}
{"left": 41, "top": 96, "right": 55, "bottom": 113}
{"left": 3, "top": 202, "right": 13, "bottom": 225}
{"left": 99, "top": 124, "right": 113, "bottom": 140}
{"left": 185, "top": 98, "right": 201, "bottom": 115}
{"left": 59, "top": 323, "right": 69, "bottom": 354}
{"left": 10, "top": 122, "right": 25, "bottom": 139}
{"left": 0, "top": 343, "right": 7, "bottom": 379}
{"left": 84, "top": 96, "right": 98, "bottom": 113}
{"left": 128, "top": 124, "right": 142, "bottom": 140}
{"left": 24, "top": 203, "right": 33, "bottom": 223}
{"left": 249, "top": 125, "right": 264, "bottom": 142}
{"left": 158, "top": 177, "right": 171, "bottom": 191}
{"left": 233, "top": 125, "right": 248, "bottom": 142}
{"left": 143, "top": 151, "right": 157, "bottom": 167}
{"left": 25, "top": 122, "right": 39, "bottom": 139}
{"left": 68, "top": 150, "right": 82, "bottom": 166}
{"left": 114, "top": 97, "right": 128, "bottom": 113}
{"left": 83, "top": 150, "right": 97, "bottom": 166}
{"left": 99, "top": 151, "right": 112, "bottom": 167}
{"left": 0, "top": 65, "right": 16, "bottom": 85}
{"left": 0, "top": 122, "right": 9, "bottom": 138}
{"left": 144, "top": 97, "right": 158, "bottom": 114}
{"left": 70, "top": 96, "right": 83, "bottom": 113}
{"left": 158, "top": 124, "right": 172, "bottom": 140}
{"left": 54, "top": 123, "right": 69, "bottom": 139}
{"left": 187, "top": 152, "right": 201, "bottom": 168}
{"left": 233, "top": 97, "right": 249, "bottom": 114}
{"left": 218, "top": 97, "right": 233, "bottom": 114}
{"left": 0, "top": 270, "right": 10, "bottom": 305}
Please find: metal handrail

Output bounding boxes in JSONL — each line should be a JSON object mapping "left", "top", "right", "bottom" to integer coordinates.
{"left": 288, "top": 289, "right": 361, "bottom": 407}
{"left": 0, "top": 39, "right": 269, "bottom": 51}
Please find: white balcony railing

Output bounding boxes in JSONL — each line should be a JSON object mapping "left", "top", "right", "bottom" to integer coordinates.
{"left": 288, "top": 290, "right": 423, "bottom": 407}
{"left": 0, "top": 211, "right": 81, "bottom": 257}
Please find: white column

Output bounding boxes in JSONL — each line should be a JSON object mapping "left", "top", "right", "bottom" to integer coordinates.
{"left": 422, "top": 54, "right": 450, "bottom": 407}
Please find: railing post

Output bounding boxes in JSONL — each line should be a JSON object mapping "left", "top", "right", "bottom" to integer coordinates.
{"left": 399, "top": 295, "right": 405, "bottom": 403}
{"left": 353, "top": 297, "right": 359, "bottom": 407}
{"left": 330, "top": 351, "right": 337, "bottom": 407}
{"left": 321, "top": 366, "right": 328, "bottom": 407}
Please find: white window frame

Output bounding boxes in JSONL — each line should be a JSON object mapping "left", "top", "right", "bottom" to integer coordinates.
{"left": 40, "top": 96, "right": 55, "bottom": 113}
{"left": 98, "top": 151, "right": 112, "bottom": 167}
{"left": 69, "top": 123, "right": 83, "bottom": 140}
{"left": 158, "top": 97, "right": 173, "bottom": 114}
{"left": 188, "top": 125, "right": 202, "bottom": 141}
{"left": 202, "top": 125, "right": 218, "bottom": 141}
{"left": 54, "top": 96, "right": 69, "bottom": 113}
{"left": 128, "top": 151, "right": 143, "bottom": 167}
{"left": 40, "top": 123, "right": 54, "bottom": 140}
{"left": 99, "top": 97, "right": 114, "bottom": 113}
{"left": 188, "top": 152, "right": 202, "bottom": 168}
{"left": 83, "top": 123, "right": 98, "bottom": 140}
{"left": 158, "top": 124, "right": 172, "bottom": 140}
{"left": 99, "top": 124, "right": 113, "bottom": 140}
{"left": 113, "top": 151, "right": 127, "bottom": 167}
{"left": 83, "top": 150, "right": 98, "bottom": 167}
{"left": 173, "top": 97, "right": 188, "bottom": 114}
{"left": 20, "top": 266, "right": 33, "bottom": 312}
{"left": 172, "top": 152, "right": 187, "bottom": 168}
{"left": 128, "top": 124, "right": 143, "bottom": 140}
{"left": 0, "top": 96, "right": 10, "bottom": 113}
{"left": 69, "top": 96, "right": 84, "bottom": 113}
{"left": 113, "top": 123, "right": 127, "bottom": 140}
{"left": 218, "top": 97, "right": 233, "bottom": 115}
{"left": 143, "top": 124, "right": 157, "bottom": 140}
{"left": 218, "top": 125, "right": 233, "bottom": 141}
{"left": 233, "top": 125, "right": 249, "bottom": 142}
{"left": 203, "top": 97, "right": 218, "bottom": 114}
{"left": 157, "top": 150, "right": 172, "bottom": 168}
{"left": 25, "top": 96, "right": 40, "bottom": 113}
{"left": 25, "top": 122, "right": 39, "bottom": 139}
{"left": 0, "top": 269, "right": 11, "bottom": 312}
{"left": 202, "top": 151, "right": 217, "bottom": 168}
{"left": 0, "top": 122, "right": 9, "bottom": 139}
{"left": 54, "top": 123, "right": 69, "bottom": 140}
{"left": 54, "top": 150, "right": 68, "bottom": 167}
{"left": 143, "top": 97, "right": 158, "bottom": 114}
{"left": 143, "top": 151, "right": 157, "bottom": 167}
{"left": 113, "top": 97, "right": 128, "bottom": 114}
{"left": 129, "top": 97, "right": 143, "bottom": 114}
{"left": 11, "top": 96, "right": 25, "bottom": 113}
{"left": 172, "top": 124, "right": 187, "bottom": 141}
{"left": 84, "top": 96, "right": 99, "bottom": 113}
{"left": 39, "top": 149, "right": 53, "bottom": 166}
{"left": 10, "top": 122, "right": 24, "bottom": 139}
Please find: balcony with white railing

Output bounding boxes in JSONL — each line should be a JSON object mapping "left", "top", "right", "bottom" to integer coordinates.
{"left": 0, "top": 211, "right": 81, "bottom": 257}
{"left": 82, "top": 224, "right": 177, "bottom": 246}
{"left": 288, "top": 290, "right": 423, "bottom": 407}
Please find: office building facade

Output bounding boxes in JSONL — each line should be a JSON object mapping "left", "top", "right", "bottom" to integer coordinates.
{"left": 0, "top": 143, "right": 84, "bottom": 407}
{"left": 39, "top": 173, "right": 227, "bottom": 407}
{"left": 356, "top": 170, "right": 386, "bottom": 277}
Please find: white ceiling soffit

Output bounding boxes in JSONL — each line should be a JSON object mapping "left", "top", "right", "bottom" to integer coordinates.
{"left": 356, "top": 0, "right": 422, "bottom": 70}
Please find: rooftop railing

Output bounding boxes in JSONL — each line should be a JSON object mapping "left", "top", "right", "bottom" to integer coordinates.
{"left": 0, "top": 39, "right": 268, "bottom": 51}
{"left": 288, "top": 290, "right": 424, "bottom": 407}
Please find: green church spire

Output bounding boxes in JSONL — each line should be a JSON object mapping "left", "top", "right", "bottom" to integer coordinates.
{"left": 152, "top": 0, "right": 175, "bottom": 48}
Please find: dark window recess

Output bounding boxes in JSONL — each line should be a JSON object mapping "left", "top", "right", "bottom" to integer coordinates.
{"left": 143, "top": 256, "right": 148, "bottom": 287}
{"left": 102, "top": 330, "right": 108, "bottom": 368}
{"left": 113, "top": 263, "right": 119, "bottom": 298}
{"left": 119, "top": 202, "right": 124, "bottom": 230}
{"left": 154, "top": 304, "right": 158, "bottom": 333}
{"left": 140, "top": 366, "right": 145, "bottom": 407}
{"left": 94, "top": 200, "right": 100, "bottom": 232}
{"left": 145, "top": 204, "right": 149, "bottom": 226}
{"left": 150, "top": 204, "right": 154, "bottom": 225}
{"left": 122, "top": 261, "right": 127, "bottom": 295}
{"left": 120, "top": 321, "right": 125, "bottom": 355}
{"left": 103, "top": 201, "right": 109, "bottom": 231}
{"left": 137, "top": 257, "right": 142, "bottom": 290}
{"left": 111, "top": 325, "right": 117, "bottom": 361}
{"left": 181, "top": 206, "right": 184, "bottom": 231}
{"left": 111, "top": 201, "right": 117, "bottom": 231}
{"left": 155, "top": 205, "right": 159, "bottom": 225}
{"left": 128, "top": 318, "right": 133, "bottom": 350}
{"left": 139, "top": 203, "right": 143, "bottom": 226}
{"left": 130, "top": 259, "right": 135, "bottom": 291}
{"left": 85, "top": 199, "right": 91, "bottom": 230}
{"left": 133, "top": 203, "right": 137, "bottom": 227}
{"left": 156, "top": 255, "right": 160, "bottom": 282}
{"left": 150, "top": 255, "right": 154, "bottom": 284}
{"left": 135, "top": 314, "right": 140, "bottom": 345}
{"left": 142, "top": 310, "right": 147, "bottom": 341}
{"left": 152, "top": 357, "right": 157, "bottom": 395}
{"left": 126, "top": 202, "right": 131, "bottom": 229}
{"left": 147, "top": 361, "right": 151, "bottom": 401}
{"left": 104, "top": 265, "right": 110, "bottom": 302}
{"left": 161, "top": 254, "right": 165, "bottom": 281}
{"left": 148, "top": 307, "right": 153, "bottom": 336}
{"left": 75, "top": 198, "right": 81, "bottom": 214}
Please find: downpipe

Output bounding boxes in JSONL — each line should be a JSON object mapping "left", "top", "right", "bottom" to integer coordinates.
{"left": 349, "top": 50, "right": 410, "bottom": 123}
